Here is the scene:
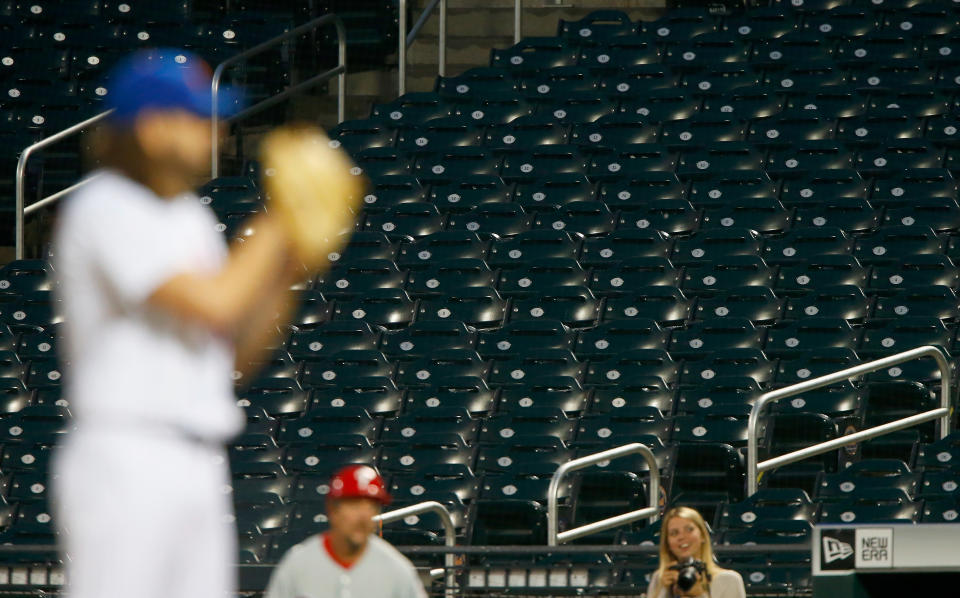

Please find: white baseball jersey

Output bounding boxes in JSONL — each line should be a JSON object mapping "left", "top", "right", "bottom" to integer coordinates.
{"left": 53, "top": 168, "right": 245, "bottom": 442}
{"left": 265, "top": 533, "right": 429, "bottom": 598}
{"left": 51, "top": 168, "right": 244, "bottom": 598}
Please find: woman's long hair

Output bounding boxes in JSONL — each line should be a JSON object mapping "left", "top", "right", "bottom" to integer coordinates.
{"left": 653, "top": 506, "right": 721, "bottom": 595}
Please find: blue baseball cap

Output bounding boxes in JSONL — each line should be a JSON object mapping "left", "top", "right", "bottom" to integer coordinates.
{"left": 105, "top": 48, "right": 243, "bottom": 124}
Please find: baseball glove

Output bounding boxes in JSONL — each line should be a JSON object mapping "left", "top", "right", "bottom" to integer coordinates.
{"left": 259, "top": 125, "right": 366, "bottom": 268}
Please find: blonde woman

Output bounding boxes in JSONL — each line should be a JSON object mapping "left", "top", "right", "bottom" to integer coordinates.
{"left": 647, "top": 507, "right": 746, "bottom": 598}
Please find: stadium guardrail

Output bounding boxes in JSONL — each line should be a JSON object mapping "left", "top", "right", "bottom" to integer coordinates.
{"left": 547, "top": 442, "right": 660, "bottom": 546}
{"left": 211, "top": 13, "right": 347, "bottom": 178}
{"left": 746, "top": 345, "right": 953, "bottom": 496}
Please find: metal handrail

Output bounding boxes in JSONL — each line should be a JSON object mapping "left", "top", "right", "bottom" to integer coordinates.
{"left": 398, "top": 0, "right": 447, "bottom": 96}
{"left": 14, "top": 109, "right": 114, "bottom": 259}
{"left": 547, "top": 443, "right": 660, "bottom": 546}
{"left": 747, "top": 345, "right": 953, "bottom": 496}
{"left": 211, "top": 13, "right": 347, "bottom": 178}
{"left": 515, "top": 0, "right": 522, "bottom": 43}
{"left": 374, "top": 500, "right": 456, "bottom": 597}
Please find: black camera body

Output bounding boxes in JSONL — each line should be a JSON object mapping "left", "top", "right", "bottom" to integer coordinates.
{"left": 668, "top": 557, "right": 708, "bottom": 592}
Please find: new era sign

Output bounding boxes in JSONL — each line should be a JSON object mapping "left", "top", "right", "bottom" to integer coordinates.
{"left": 820, "top": 528, "right": 894, "bottom": 571}
{"left": 821, "top": 529, "right": 855, "bottom": 570}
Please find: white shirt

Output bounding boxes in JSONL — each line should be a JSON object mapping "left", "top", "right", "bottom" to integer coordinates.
{"left": 53, "top": 169, "right": 245, "bottom": 443}
{"left": 265, "top": 534, "right": 428, "bottom": 598}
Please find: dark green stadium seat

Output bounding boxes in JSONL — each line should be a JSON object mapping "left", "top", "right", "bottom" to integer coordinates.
{"left": 395, "top": 117, "right": 485, "bottom": 155}
{"left": 455, "top": 93, "right": 534, "bottom": 125}
{"left": 872, "top": 168, "right": 959, "bottom": 204}
{"left": 369, "top": 92, "right": 453, "bottom": 128}
{"left": 672, "top": 441, "right": 746, "bottom": 501}
{"left": 801, "top": 5, "right": 878, "bottom": 39}
{"left": 862, "top": 381, "right": 940, "bottom": 440}
{"left": 329, "top": 119, "right": 396, "bottom": 154}
{"left": 378, "top": 434, "right": 474, "bottom": 475}
{"left": 835, "top": 107, "right": 924, "bottom": 146}
{"left": 498, "top": 379, "right": 590, "bottom": 416}
{"left": 853, "top": 225, "right": 943, "bottom": 265}
{"left": 500, "top": 144, "right": 588, "bottom": 184}
{"left": 766, "top": 141, "right": 856, "bottom": 179}
{"left": 644, "top": 9, "right": 717, "bottom": 41}
{"left": 430, "top": 175, "right": 512, "bottom": 215}
{"left": 396, "top": 231, "right": 488, "bottom": 268}
{"left": 870, "top": 253, "right": 960, "bottom": 294}
{"left": 330, "top": 288, "right": 416, "bottom": 330}
{"left": 532, "top": 201, "right": 616, "bottom": 237}
{"left": 580, "top": 230, "right": 672, "bottom": 268}
{"left": 922, "top": 497, "right": 960, "bottom": 522}
{"left": 381, "top": 407, "right": 479, "bottom": 446}
{"left": 311, "top": 376, "right": 404, "bottom": 417}
{"left": 856, "top": 139, "right": 943, "bottom": 178}
{"left": 401, "top": 372, "right": 494, "bottom": 413}
{"left": 446, "top": 203, "right": 532, "bottom": 239}
{"left": 721, "top": 6, "right": 799, "bottom": 42}
{"left": 480, "top": 408, "right": 578, "bottom": 445}
{"left": 700, "top": 88, "right": 784, "bottom": 122}
{"left": 688, "top": 171, "right": 777, "bottom": 206}
{"left": 413, "top": 147, "right": 501, "bottom": 186}
{"left": 509, "top": 286, "right": 601, "bottom": 328}
{"left": 602, "top": 285, "right": 692, "bottom": 327}
{"left": 873, "top": 286, "right": 960, "bottom": 322}
{"left": 485, "top": 114, "right": 571, "bottom": 153}
{"left": 818, "top": 488, "right": 921, "bottom": 524}
{"left": 497, "top": 258, "right": 589, "bottom": 298}
{"left": 487, "top": 349, "right": 585, "bottom": 388}
{"left": 765, "top": 317, "right": 861, "bottom": 359}
{"left": 675, "top": 378, "right": 762, "bottom": 416}
{"left": 352, "top": 147, "right": 413, "bottom": 178}
{"left": 489, "top": 37, "right": 580, "bottom": 76}
{"left": 779, "top": 170, "right": 869, "bottom": 207}
{"left": 616, "top": 198, "right": 700, "bottom": 236}
{"left": 354, "top": 177, "right": 428, "bottom": 215}
{"left": 416, "top": 286, "right": 507, "bottom": 329}
{"left": 519, "top": 66, "right": 599, "bottom": 100}
{"left": 471, "top": 499, "right": 548, "bottom": 545}
{"left": 575, "top": 319, "right": 669, "bottom": 361}
{"left": 916, "top": 431, "right": 960, "bottom": 470}
{"left": 677, "top": 143, "right": 765, "bottom": 181}
{"left": 768, "top": 378, "right": 861, "bottom": 417}
{"left": 394, "top": 349, "right": 489, "bottom": 390}
{"left": 404, "top": 258, "right": 496, "bottom": 298}
{"left": 721, "top": 519, "right": 812, "bottom": 546}
{"left": 435, "top": 67, "right": 519, "bottom": 102}
{"left": 588, "top": 144, "right": 678, "bottom": 182}
{"left": 237, "top": 378, "right": 308, "bottom": 420}
{"left": 783, "top": 285, "right": 871, "bottom": 324}
{"left": 389, "top": 463, "right": 479, "bottom": 506}
{"left": 816, "top": 459, "right": 920, "bottom": 501}
{"left": 869, "top": 86, "right": 951, "bottom": 118}
{"left": 591, "top": 382, "right": 674, "bottom": 414}
{"left": 571, "top": 113, "right": 659, "bottom": 149}
{"left": 476, "top": 319, "right": 574, "bottom": 361}
{"left": 775, "top": 255, "right": 870, "bottom": 295}
{"left": 750, "top": 31, "right": 833, "bottom": 67}
{"left": 680, "top": 256, "right": 777, "bottom": 297}
{"left": 316, "top": 258, "right": 406, "bottom": 298}
{"left": 661, "top": 117, "right": 747, "bottom": 152}
{"left": 580, "top": 39, "right": 662, "bottom": 78}
{"left": 762, "top": 227, "right": 853, "bottom": 266}
{"left": 671, "top": 228, "right": 763, "bottom": 267}
{"left": 576, "top": 407, "right": 671, "bottom": 447}
{"left": 584, "top": 349, "right": 679, "bottom": 389}
{"left": 694, "top": 286, "right": 784, "bottom": 325}
{"left": 475, "top": 435, "right": 574, "bottom": 474}
{"left": 663, "top": 34, "right": 751, "bottom": 70}
{"left": 299, "top": 350, "right": 392, "bottom": 389}
{"left": 619, "top": 87, "right": 701, "bottom": 123}
{"left": 557, "top": 10, "right": 638, "bottom": 41}
{"left": 488, "top": 231, "right": 581, "bottom": 270}
{"left": 698, "top": 197, "right": 792, "bottom": 234}
{"left": 680, "top": 349, "right": 776, "bottom": 390}
{"left": 327, "top": 231, "right": 397, "bottom": 264}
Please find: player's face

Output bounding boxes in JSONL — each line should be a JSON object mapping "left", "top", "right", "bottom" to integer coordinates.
{"left": 328, "top": 497, "right": 380, "bottom": 551}
{"left": 666, "top": 515, "right": 703, "bottom": 561}
{"left": 136, "top": 109, "right": 213, "bottom": 179}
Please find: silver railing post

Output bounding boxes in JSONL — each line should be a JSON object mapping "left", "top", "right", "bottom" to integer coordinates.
{"left": 398, "top": 0, "right": 447, "bottom": 97}
{"left": 211, "top": 13, "right": 348, "bottom": 178}
{"left": 374, "top": 501, "right": 456, "bottom": 597}
{"left": 746, "top": 345, "right": 953, "bottom": 496}
{"left": 547, "top": 443, "right": 660, "bottom": 546}
{"left": 15, "top": 109, "right": 114, "bottom": 259}
{"left": 515, "top": 0, "right": 522, "bottom": 43}
{"left": 399, "top": 0, "right": 407, "bottom": 96}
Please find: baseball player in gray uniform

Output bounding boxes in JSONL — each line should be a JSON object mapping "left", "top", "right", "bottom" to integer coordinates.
{"left": 265, "top": 465, "right": 428, "bottom": 598}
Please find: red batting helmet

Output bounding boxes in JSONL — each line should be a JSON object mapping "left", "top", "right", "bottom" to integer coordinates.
{"left": 328, "top": 465, "right": 391, "bottom": 505}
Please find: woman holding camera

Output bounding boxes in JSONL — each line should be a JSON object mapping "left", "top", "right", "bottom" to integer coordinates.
{"left": 647, "top": 506, "right": 746, "bottom": 598}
